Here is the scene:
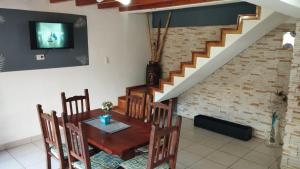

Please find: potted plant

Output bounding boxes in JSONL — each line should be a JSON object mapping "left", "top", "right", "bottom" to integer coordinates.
{"left": 100, "top": 101, "right": 113, "bottom": 125}
{"left": 146, "top": 12, "right": 172, "bottom": 86}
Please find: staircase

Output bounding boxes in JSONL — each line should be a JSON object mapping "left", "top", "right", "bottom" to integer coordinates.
{"left": 149, "top": 6, "right": 288, "bottom": 102}
{"left": 113, "top": 6, "right": 288, "bottom": 113}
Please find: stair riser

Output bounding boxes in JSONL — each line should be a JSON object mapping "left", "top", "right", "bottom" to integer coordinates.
{"left": 118, "top": 98, "right": 126, "bottom": 110}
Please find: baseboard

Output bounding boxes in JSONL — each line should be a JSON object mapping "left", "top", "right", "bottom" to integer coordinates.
{"left": 0, "top": 134, "right": 42, "bottom": 151}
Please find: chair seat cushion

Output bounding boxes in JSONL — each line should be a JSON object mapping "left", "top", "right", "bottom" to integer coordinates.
{"left": 72, "top": 151, "right": 123, "bottom": 169}
{"left": 50, "top": 144, "right": 68, "bottom": 159}
{"left": 50, "top": 144, "right": 94, "bottom": 160}
{"left": 120, "top": 154, "right": 169, "bottom": 169}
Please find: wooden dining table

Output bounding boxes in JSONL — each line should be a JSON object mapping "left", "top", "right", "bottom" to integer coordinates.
{"left": 58, "top": 109, "right": 152, "bottom": 160}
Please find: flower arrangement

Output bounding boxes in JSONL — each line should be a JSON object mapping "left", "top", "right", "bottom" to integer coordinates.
{"left": 101, "top": 101, "right": 113, "bottom": 114}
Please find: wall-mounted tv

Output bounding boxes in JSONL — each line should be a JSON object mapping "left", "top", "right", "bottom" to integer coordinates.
{"left": 29, "top": 21, "right": 74, "bottom": 49}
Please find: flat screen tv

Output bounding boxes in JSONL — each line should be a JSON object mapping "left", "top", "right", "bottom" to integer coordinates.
{"left": 29, "top": 21, "right": 74, "bottom": 49}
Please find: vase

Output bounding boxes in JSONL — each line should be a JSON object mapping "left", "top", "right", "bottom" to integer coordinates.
{"left": 265, "top": 118, "right": 280, "bottom": 146}
{"left": 146, "top": 62, "right": 161, "bottom": 87}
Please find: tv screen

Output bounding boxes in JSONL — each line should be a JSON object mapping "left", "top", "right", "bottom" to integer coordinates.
{"left": 29, "top": 21, "right": 74, "bottom": 49}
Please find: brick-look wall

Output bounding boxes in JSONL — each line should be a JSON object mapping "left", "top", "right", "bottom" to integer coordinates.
{"left": 153, "top": 25, "right": 236, "bottom": 78}
{"left": 176, "top": 24, "right": 294, "bottom": 139}
{"left": 281, "top": 22, "right": 300, "bottom": 169}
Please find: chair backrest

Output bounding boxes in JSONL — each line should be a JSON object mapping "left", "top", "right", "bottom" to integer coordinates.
{"left": 125, "top": 93, "right": 147, "bottom": 120}
{"left": 147, "top": 98, "right": 174, "bottom": 128}
{"left": 61, "top": 112, "right": 91, "bottom": 169}
{"left": 61, "top": 89, "right": 90, "bottom": 116}
{"left": 147, "top": 116, "right": 182, "bottom": 169}
{"left": 37, "top": 105, "right": 65, "bottom": 164}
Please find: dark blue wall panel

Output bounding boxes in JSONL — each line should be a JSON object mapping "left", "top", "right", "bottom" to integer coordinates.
{"left": 152, "top": 2, "right": 256, "bottom": 28}
{"left": 0, "top": 8, "right": 89, "bottom": 72}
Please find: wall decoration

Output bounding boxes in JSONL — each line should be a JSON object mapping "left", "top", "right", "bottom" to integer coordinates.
{"left": 0, "top": 8, "right": 89, "bottom": 73}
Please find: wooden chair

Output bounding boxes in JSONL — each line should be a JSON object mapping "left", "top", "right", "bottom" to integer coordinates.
{"left": 61, "top": 112, "right": 123, "bottom": 169}
{"left": 120, "top": 116, "right": 182, "bottom": 169}
{"left": 61, "top": 89, "right": 90, "bottom": 116}
{"left": 37, "top": 104, "right": 67, "bottom": 169}
{"left": 147, "top": 97, "right": 174, "bottom": 128}
{"left": 125, "top": 93, "right": 147, "bottom": 120}
{"left": 136, "top": 98, "right": 174, "bottom": 153}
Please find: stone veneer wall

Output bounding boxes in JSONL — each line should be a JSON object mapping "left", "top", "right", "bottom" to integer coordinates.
{"left": 281, "top": 21, "right": 300, "bottom": 169}
{"left": 176, "top": 24, "right": 294, "bottom": 139}
{"left": 152, "top": 25, "right": 236, "bottom": 78}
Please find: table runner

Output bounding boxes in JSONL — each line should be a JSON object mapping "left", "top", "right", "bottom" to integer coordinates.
{"left": 84, "top": 118, "right": 130, "bottom": 133}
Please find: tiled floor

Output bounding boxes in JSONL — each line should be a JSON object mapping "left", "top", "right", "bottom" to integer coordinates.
{"left": 0, "top": 118, "right": 282, "bottom": 169}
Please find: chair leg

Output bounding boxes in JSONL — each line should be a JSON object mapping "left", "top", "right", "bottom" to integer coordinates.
{"left": 169, "top": 159, "right": 176, "bottom": 169}
{"left": 60, "top": 159, "right": 66, "bottom": 169}
{"left": 46, "top": 153, "right": 52, "bottom": 169}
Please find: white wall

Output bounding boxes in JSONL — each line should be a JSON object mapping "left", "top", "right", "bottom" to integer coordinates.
{"left": 0, "top": 0, "right": 150, "bottom": 146}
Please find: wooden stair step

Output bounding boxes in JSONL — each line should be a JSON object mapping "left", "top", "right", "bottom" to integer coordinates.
{"left": 117, "top": 96, "right": 126, "bottom": 110}
{"left": 112, "top": 106, "right": 126, "bottom": 115}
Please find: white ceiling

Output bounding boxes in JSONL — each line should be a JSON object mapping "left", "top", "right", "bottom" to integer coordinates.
{"left": 244, "top": 0, "right": 300, "bottom": 18}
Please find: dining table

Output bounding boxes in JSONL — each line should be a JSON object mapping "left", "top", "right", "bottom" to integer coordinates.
{"left": 58, "top": 109, "right": 152, "bottom": 160}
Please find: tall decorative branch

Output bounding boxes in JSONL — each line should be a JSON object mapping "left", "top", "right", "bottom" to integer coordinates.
{"left": 147, "top": 13, "right": 155, "bottom": 62}
{"left": 154, "top": 20, "right": 161, "bottom": 63}
{"left": 155, "top": 12, "right": 172, "bottom": 63}
{"left": 148, "top": 12, "right": 172, "bottom": 63}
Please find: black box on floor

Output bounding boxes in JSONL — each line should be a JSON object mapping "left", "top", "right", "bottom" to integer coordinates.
{"left": 194, "top": 115, "right": 252, "bottom": 141}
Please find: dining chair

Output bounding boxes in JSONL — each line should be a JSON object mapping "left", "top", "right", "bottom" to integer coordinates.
{"left": 61, "top": 112, "right": 123, "bottom": 169}
{"left": 146, "top": 97, "right": 174, "bottom": 128}
{"left": 37, "top": 104, "right": 67, "bottom": 169}
{"left": 125, "top": 93, "right": 147, "bottom": 120}
{"left": 61, "top": 89, "right": 90, "bottom": 116}
{"left": 120, "top": 116, "right": 182, "bottom": 169}
{"left": 136, "top": 98, "right": 174, "bottom": 153}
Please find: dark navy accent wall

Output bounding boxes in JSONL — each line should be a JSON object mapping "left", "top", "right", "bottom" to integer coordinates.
{"left": 0, "top": 8, "right": 89, "bottom": 73}
{"left": 152, "top": 2, "right": 256, "bottom": 28}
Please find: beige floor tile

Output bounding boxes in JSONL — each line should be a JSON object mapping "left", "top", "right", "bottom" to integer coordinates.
{"left": 230, "top": 138, "right": 263, "bottom": 150}
{"left": 184, "top": 143, "right": 215, "bottom": 157}
{"left": 188, "top": 159, "right": 227, "bottom": 169}
{"left": 12, "top": 150, "right": 45, "bottom": 168}
{"left": 199, "top": 136, "right": 231, "bottom": 150}
{"left": 0, "top": 150, "right": 14, "bottom": 163}
{"left": 254, "top": 143, "right": 282, "bottom": 158}
{"left": 7, "top": 143, "right": 41, "bottom": 158}
{"left": 0, "top": 151, "right": 24, "bottom": 169}
{"left": 177, "top": 150, "right": 203, "bottom": 167}
{"left": 179, "top": 138, "right": 195, "bottom": 150}
{"left": 180, "top": 130, "right": 208, "bottom": 142}
{"left": 203, "top": 132, "right": 233, "bottom": 142}
{"left": 176, "top": 162, "right": 186, "bottom": 169}
{"left": 206, "top": 151, "right": 240, "bottom": 167}
{"left": 268, "top": 160, "right": 281, "bottom": 169}
{"left": 219, "top": 142, "right": 252, "bottom": 157}
{"left": 231, "top": 159, "right": 267, "bottom": 169}
{"left": 243, "top": 150, "right": 276, "bottom": 167}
